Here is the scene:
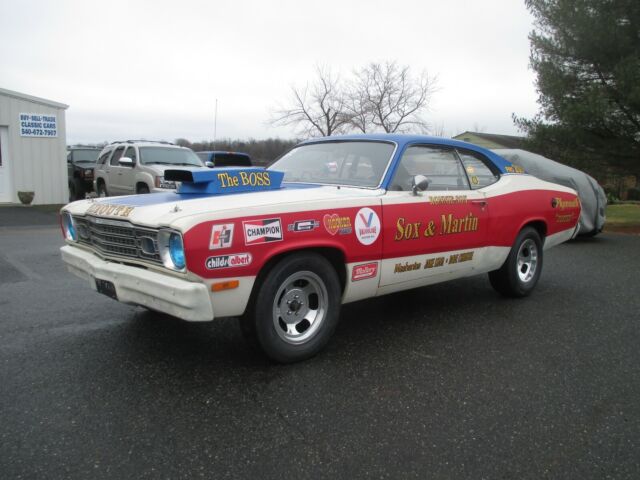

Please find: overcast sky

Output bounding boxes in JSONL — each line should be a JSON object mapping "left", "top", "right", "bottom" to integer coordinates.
{"left": 0, "top": 0, "right": 539, "bottom": 144}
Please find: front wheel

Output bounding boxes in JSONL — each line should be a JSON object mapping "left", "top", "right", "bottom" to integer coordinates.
{"left": 489, "top": 226, "right": 543, "bottom": 297}
{"left": 240, "top": 252, "right": 342, "bottom": 363}
{"left": 96, "top": 182, "right": 108, "bottom": 198}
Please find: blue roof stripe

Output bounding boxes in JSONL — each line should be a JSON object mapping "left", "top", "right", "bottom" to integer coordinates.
{"left": 297, "top": 134, "right": 519, "bottom": 187}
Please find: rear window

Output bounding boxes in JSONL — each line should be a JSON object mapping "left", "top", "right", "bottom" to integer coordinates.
{"left": 139, "top": 147, "right": 202, "bottom": 167}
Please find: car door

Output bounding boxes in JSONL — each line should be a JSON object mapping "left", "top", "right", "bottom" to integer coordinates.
{"left": 107, "top": 146, "right": 126, "bottom": 194}
{"left": 118, "top": 146, "right": 137, "bottom": 194}
{"left": 379, "top": 144, "right": 489, "bottom": 289}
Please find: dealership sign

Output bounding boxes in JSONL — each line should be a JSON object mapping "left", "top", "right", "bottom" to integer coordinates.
{"left": 19, "top": 113, "right": 57, "bottom": 137}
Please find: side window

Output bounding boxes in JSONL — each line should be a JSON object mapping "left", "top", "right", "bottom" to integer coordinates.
{"left": 124, "top": 146, "right": 137, "bottom": 164}
{"left": 390, "top": 145, "right": 469, "bottom": 191}
{"left": 97, "top": 150, "right": 111, "bottom": 165}
{"left": 456, "top": 149, "right": 499, "bottom": 189}
{"left": 110, "top": 147, "right": 125, "bottom": 166}
{"left": 67, "top": 151, "right": 72, "bottom": 162}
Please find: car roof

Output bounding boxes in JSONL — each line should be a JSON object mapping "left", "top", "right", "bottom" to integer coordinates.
{"left": 297, "top": 133, "right": 515, "bottom": 174}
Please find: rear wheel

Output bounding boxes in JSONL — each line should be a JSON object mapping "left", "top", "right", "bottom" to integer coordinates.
{"left": 240, "top": 252, "right": 342, "bottom": 363}
{"left": 489, "top": 226, "right": 543, "bottom": 297}
{"left": 137, "top": 184, "right": 150, "bottom": 194}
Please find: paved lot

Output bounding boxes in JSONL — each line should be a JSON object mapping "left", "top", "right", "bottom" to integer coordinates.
{"left": 1, "top": 208, "right": 639, "bottom": 479}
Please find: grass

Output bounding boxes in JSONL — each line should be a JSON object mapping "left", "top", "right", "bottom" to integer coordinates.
{"left": 606, "top": 204, "right": 640, "bottom": 226}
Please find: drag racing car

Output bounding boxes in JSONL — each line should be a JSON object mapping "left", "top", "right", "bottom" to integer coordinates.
{"left": 60, "top": 135, "right": 581, "bottom": 362}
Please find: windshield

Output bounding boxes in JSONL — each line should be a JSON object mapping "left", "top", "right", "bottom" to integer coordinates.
{"left": 268, "top": 141, "right": 395, "bottom": 187}
{"left": 72, "top": 149, "right": 100, "bottom": 163}
{"left": 139, "top": 147, "right": 202, "bottom": 166}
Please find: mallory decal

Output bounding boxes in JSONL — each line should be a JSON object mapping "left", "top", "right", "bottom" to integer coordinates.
{"left": 288, "top": 219, "right": 320, "bottom": 232}
{"left": 354, "top": 207, "right": 380, "bottom": 245}
{"left": 87, "top": 204, "right": 134, "bottom": 218}
{"left": 243, "top": 218, "right": 283, "bottom": 245}
{"left": 209, "top": 224, "right": 234, "bottom": 250}
{"left": 351, "top": 262, "right": 378, "bottom": 281}
{"left": 323, "top": 214, "right": 352, "bottom": 235}
{"left": 205, "top": 253, "right": 252, "bottom": 270}
{"left": 395, "top": 212, "right": 479, "bottom": 241}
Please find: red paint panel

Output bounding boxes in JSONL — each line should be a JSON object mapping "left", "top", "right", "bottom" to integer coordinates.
{"left": 182, "top": 189, "right": 579, "bottom": 279}
{"left": 183, "top": 206, "right": 384, "bottom": 278}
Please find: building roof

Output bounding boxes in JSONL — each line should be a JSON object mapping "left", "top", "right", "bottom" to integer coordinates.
{"left": 453, "top": 131, "right": 525, "bottom": 149}
{"left": 0, "top": 87, "right": 68, "bottom": 110}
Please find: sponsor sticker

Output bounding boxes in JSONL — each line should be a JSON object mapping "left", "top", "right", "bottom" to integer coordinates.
{"left": 243, "top": 218, "right": 283, "bottom": 245}
{"left": 354, "top": 207, "right": 380, "bottom": 245}
{"left": 209, "top": 224, "right": 234, "bottom": 250}
{"left": 87, "top": 203, "right": 134, "bottom": 218}
{"left": 351, "top": 262, "right": 378, "bottom": 281}
{"left": 205, "top": 253, "right": 252, "bottom": 270}
{"left": 288, "top": 219, "right": 320, "bottom": 232}
{"left": 323, "top": 213, "right": 352, "bottom": 235}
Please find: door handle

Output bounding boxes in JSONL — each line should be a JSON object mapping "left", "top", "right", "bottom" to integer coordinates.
{"left": 471, "top": 199, "right": 487, "bottom": 207}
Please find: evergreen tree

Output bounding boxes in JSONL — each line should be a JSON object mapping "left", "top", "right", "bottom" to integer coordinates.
{"left": 515, "top": 0, "right": 640, "bottom": 173}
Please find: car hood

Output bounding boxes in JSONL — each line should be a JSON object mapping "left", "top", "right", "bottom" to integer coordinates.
{"left": 64, "top": 184, "right": 384, "bottom": 230}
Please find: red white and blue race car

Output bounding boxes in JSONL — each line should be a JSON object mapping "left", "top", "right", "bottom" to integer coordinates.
{"left": 60, "top": 135, "right": 581, "bottom": 362}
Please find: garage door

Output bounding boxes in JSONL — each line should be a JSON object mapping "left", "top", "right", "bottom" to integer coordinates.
{"left": 0, "top": 127, "right": 11, "bottom": 202}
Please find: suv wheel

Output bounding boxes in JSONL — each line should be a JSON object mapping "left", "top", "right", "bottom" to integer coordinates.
{"left": 96, "top": 182, "right": 108, "bottom": 198}
{"left": 137, "top": 184, "right": 150, "bottom": 194}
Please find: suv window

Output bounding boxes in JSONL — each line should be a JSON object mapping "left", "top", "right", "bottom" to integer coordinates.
{"left": 457, "top": 149, "right": 499, "bottom": 189}
{"left": 110, "top": 147, "right": 125, "bottom": 166}
{"left": 139, "top": 147, "right": 201, "bottom": 166}
{"left": 391, "top": 145, "right": 469, "bottom": 191}
{"left": 124, "top": 146, "right": 137, "bottom": 164}
{"left": 97, "top": 149, "right": 112, "bottom": 165}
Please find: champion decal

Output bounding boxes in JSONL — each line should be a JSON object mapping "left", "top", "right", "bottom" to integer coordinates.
{"left": 243, "top": 218, "right": 283, "bottom": 245}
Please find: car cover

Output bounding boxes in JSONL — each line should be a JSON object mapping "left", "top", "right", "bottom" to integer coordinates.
{"left": 493, "top": 149, "right": 607, "bottom": 236}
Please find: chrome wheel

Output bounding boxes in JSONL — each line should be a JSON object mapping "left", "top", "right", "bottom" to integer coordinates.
{"left": 272, "top": 271, "right": 328, "bottom": 345}
{"left": 517, "top": 238, "right": 538, "bottom": 283}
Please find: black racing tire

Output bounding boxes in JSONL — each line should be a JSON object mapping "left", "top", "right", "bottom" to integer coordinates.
{"left": 96, "top": 181, "right": 108, "bottom": 198}
{"left": 137, "top": 184, "right": 150, "bottom": 194}
{"left": 489, "top": 226, "right": 543, "bottom": 298}
{"left": 240, "top": 252, "right": 342, "bottom": 363}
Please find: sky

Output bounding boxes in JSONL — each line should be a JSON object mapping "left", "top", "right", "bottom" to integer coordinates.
{"left": 0, "top": 0, "right": 540, "bottom": 144}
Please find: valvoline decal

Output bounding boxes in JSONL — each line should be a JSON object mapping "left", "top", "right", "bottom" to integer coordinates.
{"left": 165, "top": 167, "right": 285, "bottom": 195}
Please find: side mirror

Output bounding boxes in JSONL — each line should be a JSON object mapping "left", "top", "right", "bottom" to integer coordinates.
{"left": 205, "top": 161, "right": 214, "bottom": 168}
{"left": 411, "top": 175, "right": 430, "bottom": 195}
{"left": 119, "top": 157, "right": 134, "bottom": 167}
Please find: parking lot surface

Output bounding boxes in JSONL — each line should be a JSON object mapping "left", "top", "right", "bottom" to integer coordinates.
{"left": 1, "top": 208, "right": 639, "bottom": 479}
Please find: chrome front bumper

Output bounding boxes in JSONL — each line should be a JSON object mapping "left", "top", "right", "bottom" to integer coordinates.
{"left": 61, "top": 245, "right": 214, "bottom": 321}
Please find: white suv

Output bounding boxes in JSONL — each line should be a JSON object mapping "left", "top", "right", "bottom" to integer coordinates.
{"left": 93, "top": 140, "right": 204, "bottom": 196}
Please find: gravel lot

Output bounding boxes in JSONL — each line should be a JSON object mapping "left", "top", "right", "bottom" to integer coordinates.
{"left": 1, "top": 208, "right": 639, "bottom": 479}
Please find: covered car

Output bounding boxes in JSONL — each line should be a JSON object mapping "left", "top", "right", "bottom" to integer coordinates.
{"left": 493, "top": 149, "right": 606, "bottom": 236}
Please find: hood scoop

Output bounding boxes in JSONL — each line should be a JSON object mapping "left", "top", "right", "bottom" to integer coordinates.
{"left": 165, "top": 167, "right": 285, "bottom": 195}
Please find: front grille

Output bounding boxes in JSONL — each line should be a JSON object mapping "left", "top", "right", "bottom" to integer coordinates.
{"left": 74, "top": 215, "right": 162, "bottom": 264}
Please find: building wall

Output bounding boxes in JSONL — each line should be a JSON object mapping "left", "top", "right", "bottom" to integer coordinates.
{"left": 0, "top": 92, "right": 67, "bottom": 205}
{"left": 452, "top": 132, "right": 505, "bottom": 150}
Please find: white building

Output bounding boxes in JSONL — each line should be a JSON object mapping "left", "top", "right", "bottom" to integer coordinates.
{"left": 0, "top": 88, "right": 68, "bottom": 205}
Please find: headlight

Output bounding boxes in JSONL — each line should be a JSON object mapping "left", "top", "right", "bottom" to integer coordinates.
{"left": 155, "top": 176, "right": 176, "bottom": 189}
{"left": 158, "top": 230, "right": 186, "bottom": 271}
{"left": 61, "top": 212, "right": 77, "bottom": 241}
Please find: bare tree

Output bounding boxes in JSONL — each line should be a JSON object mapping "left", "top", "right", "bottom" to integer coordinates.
{"left": 271, "top": 66, "right": 350, "bottom": 137}
{"left": 352, "top": 61, "right": 437, "bottom": 134}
